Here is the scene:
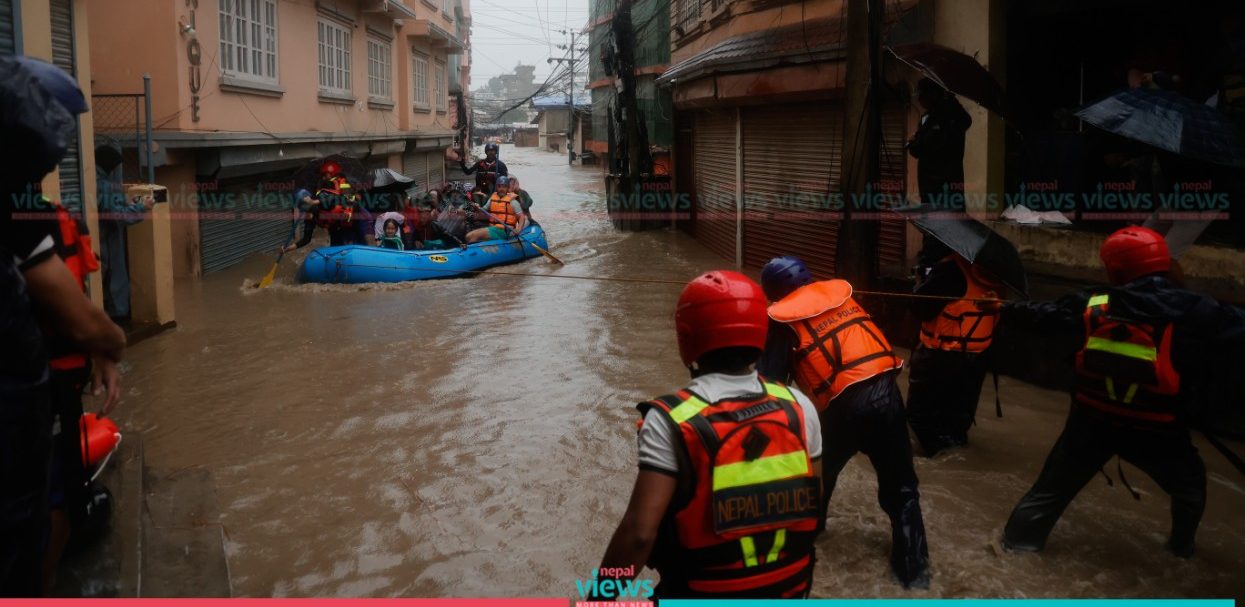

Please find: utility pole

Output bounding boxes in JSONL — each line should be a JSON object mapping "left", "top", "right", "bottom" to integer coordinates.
{"left": 550, "top": 29, "right": 584, "bottom": 165}
{"left": 839, "top": 0, "right": 883, "bottom": 288}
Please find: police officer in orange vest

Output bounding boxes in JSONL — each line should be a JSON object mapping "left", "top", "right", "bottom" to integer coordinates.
{"left": 905, "top": 238, "right": 1003, "bottom": 457}
{"left": 757, "top": 256, "right": 930, "bottom": 589}
{"left": 594, "top": 271, "right": 824, "bottom": 599}
{"left": 1001, "top": 227, "right": 1245, "bottom": 557}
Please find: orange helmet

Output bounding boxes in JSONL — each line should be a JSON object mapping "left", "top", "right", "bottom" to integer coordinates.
{"left": 675, "top": 271, "right": 769, "bottom": 367}
{"left": 320, "top": 160, "right": 341, "bottom": 177}
{"left": 1101, "top": 226, "right": 1171, "bottom": 285}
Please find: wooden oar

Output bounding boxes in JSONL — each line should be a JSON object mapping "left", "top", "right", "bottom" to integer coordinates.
{"left": 475, "top": 205, "right": 564, "bottom": 265}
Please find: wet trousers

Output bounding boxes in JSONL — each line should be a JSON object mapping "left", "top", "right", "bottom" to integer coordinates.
{"left": 905, "top": 346, "right": 989, "bottom": 456}
{"left": 1003, "top": 406, "right": 1206, "bottom": 555}
{"left": 0, "top": 383, "right": 51, "bottom": 597}
{"left": 822, "top": 373, "right": 930, "bottom": 586}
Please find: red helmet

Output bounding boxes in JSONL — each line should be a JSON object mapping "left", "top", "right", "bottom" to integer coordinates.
{"left": 1101, "top": 226, "right": 1170, "bottom": 285}
{"left": 675, "top": 271, "right": 769, "bottom": 367}
{"left": 320, "top": 160, "right": 341, "bottom": 176}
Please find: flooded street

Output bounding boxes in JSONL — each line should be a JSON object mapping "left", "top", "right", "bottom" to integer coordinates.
{"left": 112, "top": 145, "right": 1245, "bottom": 598}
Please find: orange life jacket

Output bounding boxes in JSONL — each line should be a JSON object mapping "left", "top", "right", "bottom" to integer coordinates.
{"left": 769, "top": 280, "right": 902, "bottom": 411}
{"left": 919, "top": 255, "right": 1000, "bottom": 353}
{"left": 316, "top": 178, "right": 356, "bottom": 229}
{"left": 637, "top": 381, "right": 819, "bottom": 598}
{"left": 1074, "top": 293, "right": 1181, "bottom": 425}
{"left": 487, "top": 192, "right": 519, "bottom": 230}
{"left": 50, "top": 199, "right": 100, "bottom": 371}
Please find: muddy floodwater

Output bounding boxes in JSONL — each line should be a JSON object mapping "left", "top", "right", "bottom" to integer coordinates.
{"left": 110, "top": 145, "right": 1245, "bottom": 598}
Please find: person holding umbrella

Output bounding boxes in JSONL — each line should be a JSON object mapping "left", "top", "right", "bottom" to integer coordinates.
{"left": 907, "top": 78, "right": 972, "bottom": 209}
{"left": 1000, "top": 226, "right": 1245, "bottom": 558}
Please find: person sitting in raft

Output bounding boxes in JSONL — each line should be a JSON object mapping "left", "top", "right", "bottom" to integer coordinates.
{"left": 378, "top": 218, "right": 404, "bottom": 250}
{"left": 507, "top": 175, "right": 535, "bottom": 219}
{"left": 465, "top": 176, "right": 527, "bottom": 244}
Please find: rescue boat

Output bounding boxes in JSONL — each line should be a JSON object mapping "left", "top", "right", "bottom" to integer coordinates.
{"left": 296, "top": 224, "right": 549, "bottom": 284}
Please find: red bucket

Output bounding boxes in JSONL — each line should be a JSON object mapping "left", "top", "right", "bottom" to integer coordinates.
{"left": 79, "top": 413, "right": 121, "bottom": 468}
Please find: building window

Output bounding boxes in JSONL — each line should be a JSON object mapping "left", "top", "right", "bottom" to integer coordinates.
{"left": 412, "top": 52, "right": 429, "bottom": 109}
{"left": 434, "top": 60, "right": 446, "bottom": 112}
{"left": 219, "top": 0, "right": 278, "bottom": 83}
{"left": 675, "top": 0, "right": 701, "bottom": 31}
{"left": 318, "top": 19, "right": 352, "bottom": 94}
{"left": 367, "top": 38, "right": 392, "bottom": 100}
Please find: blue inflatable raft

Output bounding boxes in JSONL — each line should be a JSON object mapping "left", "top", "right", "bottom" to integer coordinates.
{"left": 297, "top": 224, "right": 549, "bottom": 284}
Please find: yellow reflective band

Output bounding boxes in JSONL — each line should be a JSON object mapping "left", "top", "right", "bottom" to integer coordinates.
{"left": 1106, "top": 377, "right": 1117, "bottom": 401}
{"left": 1124, "top": 383, "right": 1139, "bottom": 404}
{"left": 740, "top": 536, "right": 759, "bottom": 567}
{"left": 713, "top": 451, "right": 810, "bottom": 491}
{"left": 1086, "top": 337, "right": 1157, "bottom": 362}
{"left": 765, "top": 383, "right": 795, "bottom": 402}
{"left": 766, "top": 529, "right": 786, "bottom": 564}
{"left": 1088, "top": 294, "right": 1110, "bottom": 308}
{"left": 669, "top": 396, "right": 710, "bottom": 424}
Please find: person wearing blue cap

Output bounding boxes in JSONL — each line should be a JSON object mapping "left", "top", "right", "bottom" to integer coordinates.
{"left": 464, "top": 175, "right": 526, "bottom": 243}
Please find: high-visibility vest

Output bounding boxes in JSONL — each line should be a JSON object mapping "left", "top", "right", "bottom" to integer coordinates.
{"left": 638, "top": 381, "right": 820, "bottom": 598}
{"left": 1074, "top": 293, "right": 1181, "bottom": 425}
{"left": 316, "top": 178, "right": 356, "bottom": 228}
{"left": 769, "top": 280, "right": 902, "bottom": 411}
{"left": 51, "top": 198, "right": 100, "bottom": 372}
{"left": 919, "top": 255, "right": 1000, "bottom": 353}
{"left": 487, "top": 192, "right": 519, "bottom": 229}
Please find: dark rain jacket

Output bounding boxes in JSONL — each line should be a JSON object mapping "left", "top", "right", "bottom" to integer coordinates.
{"left": 1002, "top": 276, "right": 1245, "bottom": 420}
{"left": 908, "top": 98, "right": 971, "bottom": 206}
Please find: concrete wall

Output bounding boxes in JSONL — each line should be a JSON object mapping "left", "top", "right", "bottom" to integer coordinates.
{"left": 932, "top": 0, "right": 1005, "bottom": 217}
{"left": 669, "top": 0, "right": 846, "bottom": 65}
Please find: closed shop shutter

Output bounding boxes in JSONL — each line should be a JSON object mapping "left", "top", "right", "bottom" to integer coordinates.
{"left": 693, "top": 109, "right": 737, "bottom": 263}
{"left": 0, "top": 0, "right": 16, "bottom": 54}
{"left": 403, "top": 150, "right": 431, "bottom": 195}
{"left": 199, "top": 171, "right": 294, "bottom": 273}
{"left": 51, "top": 0, "right": 84, "bottom": 210}
{"left": 877, "top": 106, "right": 909, "bottom": 272}
{"left": 741, "top": 103, "right": 842, "bottom": 278}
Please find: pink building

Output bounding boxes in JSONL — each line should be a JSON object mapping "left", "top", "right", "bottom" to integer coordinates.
{"left": 89, "top": 0, "right": 470, "bottom": 275}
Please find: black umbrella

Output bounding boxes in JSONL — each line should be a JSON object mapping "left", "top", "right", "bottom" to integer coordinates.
{"left": 893, "top": 206, "right": 1028, "bottom": 297}
{"left": 290, "top": 154, "right": 369, "bottom": 194}
{"left": 1076, "top": 88, "right": 1245, "bottom": 168}
{"left": 369, "top": 168, "right": 415, "bottom": 192}
{"left": 887, "top": 43, "right": 1006, "bottom": 118}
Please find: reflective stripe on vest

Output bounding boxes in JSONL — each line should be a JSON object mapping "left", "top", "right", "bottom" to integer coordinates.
{"left": 919, "top": 255, "right": 1000, "bottom": 353}
{"left": 488, "top": 193, "right": 518, "bottom": 229}
{"left": 1074, "top": 294, "right": 1181, "bottom": 424}
{"left": 770, "top": 281, "right": 901, "bottom": 411}
{"left": 636, "top": 381, "right": 819, "bottom": 597}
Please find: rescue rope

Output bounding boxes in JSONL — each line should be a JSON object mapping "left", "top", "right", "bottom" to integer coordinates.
{"left": 305, "top": 259, "right": 1005, "bottom": 304}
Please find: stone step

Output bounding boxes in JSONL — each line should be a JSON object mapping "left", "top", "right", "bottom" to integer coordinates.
{"left": 140, "top": 465, "right": 232, "bottom": 597}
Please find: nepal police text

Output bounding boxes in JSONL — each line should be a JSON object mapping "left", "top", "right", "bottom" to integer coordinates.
{"left": 715, "top": 483, "right": 818, "bottom": 528}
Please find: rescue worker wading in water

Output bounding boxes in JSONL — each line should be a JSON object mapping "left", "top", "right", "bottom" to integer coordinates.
{"left": 906, "top": 240, "right": 1004, "bottom": 456}
{"left": 465, "top": 176, "right": 526, "bottom": 244}
{"left": 1001, "top": 226, "right": 1245, "bottom": 558}
{"left": 316, "top": 160, "right": 368, "bottom": 247}
{"left": 757, "top": 256, "right": 931, "bottom": 589}
{"left": 594, "top": 271, "right": 824, "bottom": 599}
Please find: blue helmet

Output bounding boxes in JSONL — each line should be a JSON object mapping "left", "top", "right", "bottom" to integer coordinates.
{"left": 760, "top": 256, "right": 813, "bottom": 301}
{"left": 495, "top": 175, "right": 510, "bottom": 186}
{"left": 16, "top": 56, "right": 88, "bottom": 114}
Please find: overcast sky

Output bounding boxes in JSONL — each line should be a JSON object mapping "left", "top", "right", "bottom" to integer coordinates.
{"left": 469, "top": 0, "right": 590, "bottom": 85}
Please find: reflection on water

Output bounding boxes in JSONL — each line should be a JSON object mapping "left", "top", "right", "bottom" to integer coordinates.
{"left": 115, "top": 145, "right": 1245, "bottom": 597}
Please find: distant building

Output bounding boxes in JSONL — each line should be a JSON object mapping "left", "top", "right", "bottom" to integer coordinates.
{"left": 530, "top": 96, "right": 590, "bottom": 157}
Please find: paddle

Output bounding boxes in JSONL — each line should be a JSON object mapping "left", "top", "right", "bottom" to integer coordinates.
{"left": 257, "top": 248, "right": 285, "bottom": 288}
{"left": 473, "top": 204, "right": 564, "bottom": 265}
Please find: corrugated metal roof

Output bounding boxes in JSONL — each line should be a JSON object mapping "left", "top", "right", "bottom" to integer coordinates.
{"left": 657, "top": 16, "right": 848, "bottom": 85}
{"left": 531, "top": 95, "right": 593, "bottom": 110}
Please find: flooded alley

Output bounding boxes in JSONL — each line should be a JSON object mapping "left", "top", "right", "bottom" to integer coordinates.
{"left": 108, "top": 145, "right": 1245, "bottom": 599}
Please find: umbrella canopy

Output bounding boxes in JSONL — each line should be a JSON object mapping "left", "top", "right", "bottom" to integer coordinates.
{"left": 887, "top": 42, "right": 1006, "bottom": 118}
{"left": 894, "top": 206, "right": 1028, "bottom": 297}
{"left": 291, "top": 154, "right": 369, "bottom": 194}
{"left": 1076, "top": 88, "right": 1245, "bottom": 168}
{"left": 370, "top": 168, "right": 415, "bottom": 190}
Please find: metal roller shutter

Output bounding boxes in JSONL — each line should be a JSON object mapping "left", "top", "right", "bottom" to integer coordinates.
{"left": 693, "top": 109, "right": 737, "bottom": 263}
{"left": 741, "top": 103, "right": 842, "bottom": 278}
{"left": 0, "top": 0, "right": 16, "bottom": 53}
{"left": 51, "top": 0, "right": 84, "bottom": 210}
{"left": 199, "top": 172, "right": 294, "bottom": 273}
{"left": 403, "top": 150, "right": 431, "bottom": 195}
{"left": 877, "top": 106, "right": 910, "bottom": 272}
